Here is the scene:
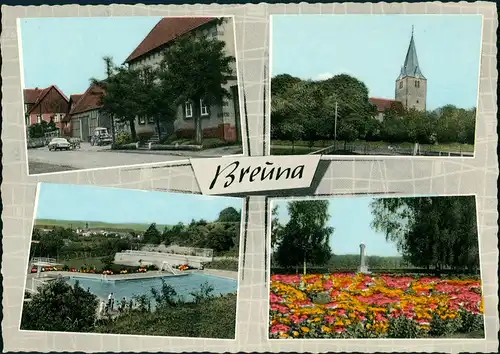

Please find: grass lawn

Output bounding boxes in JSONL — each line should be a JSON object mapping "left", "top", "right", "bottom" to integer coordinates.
{"left": 60, "top": 257, "right": 106, "bottom": 270}
{"left": 94, "top": 293, "right": 237, "bottom": 338}
{"left": 271, "top": 139, "right": 474, "bottom": 155}
{"left": 205, "top": 259, "right": 239, "bottom": 272}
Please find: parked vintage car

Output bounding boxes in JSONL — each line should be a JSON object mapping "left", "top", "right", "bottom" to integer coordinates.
{"left": 68, "top": 138, "right": 81, "bottom": 150}
{"left": 48, "top": 138, "right": 71, "bottom": 151}
{"left": 90, "top": 127, "right": 113, "bottom": 146}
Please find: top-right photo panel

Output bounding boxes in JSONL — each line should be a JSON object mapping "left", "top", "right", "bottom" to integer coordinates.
{"left": 269, "top": 15, "right": 483, "bottom": 158}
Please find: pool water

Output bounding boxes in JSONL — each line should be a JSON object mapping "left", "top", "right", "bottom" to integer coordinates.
{"left": 65, "top": 273, "right": 237, "bottom": 304}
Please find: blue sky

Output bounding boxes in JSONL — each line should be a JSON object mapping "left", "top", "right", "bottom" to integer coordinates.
{"left": 271, "top": 15, "right": 483, "bottom": 110}
{"left": 35, "top": 183, "right": 243, "bottom": 225}
{"left": 273, "top": 197, "right": 400, "bottom": 257}
{"left": 20, "top": 17, "right": 162, "bottom": 97}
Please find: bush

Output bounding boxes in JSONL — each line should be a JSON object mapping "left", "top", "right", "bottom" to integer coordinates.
{"left": 159, "top": 134, "right": 178, "bottom": 144}
{"left": 387, "top": 316, "right": 426, "bottom": 338}
{"left": 150, "top": 144, "right": 202, "bottom": 151}
{"left": 429, "top": 314, "right": 462, "bottom": 337}
{"left": 114, "top": 143, "right": 137, "bottom": 150}
{"left": 459, "top": 310, "right": 484, "bottom": 333}
{"left": 115, "top": 132, "right": 133, "bottom": 145}
{"left": 202, "top": 138, "right": 233, "bottom": 149}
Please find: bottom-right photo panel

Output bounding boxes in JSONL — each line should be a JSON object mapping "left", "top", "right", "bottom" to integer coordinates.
{"left": 268, "top": 195, "right": 485, "bottom": 339}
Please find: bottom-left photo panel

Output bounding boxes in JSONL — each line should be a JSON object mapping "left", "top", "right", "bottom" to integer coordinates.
{"left": 21, "top": 182, "right": 243, "bottom": 339}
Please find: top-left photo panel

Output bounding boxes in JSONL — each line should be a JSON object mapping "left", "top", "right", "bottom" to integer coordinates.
{"left": 19, "top": 16, "right": 245, "bottom": 176}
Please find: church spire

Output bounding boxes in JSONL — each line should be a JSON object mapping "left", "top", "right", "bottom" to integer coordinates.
{"left": 398, "top": 27, "right": 425, "bottom": 80}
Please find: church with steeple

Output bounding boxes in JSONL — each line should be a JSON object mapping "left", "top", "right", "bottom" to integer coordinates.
{"left": 369, "top": 27, "right": 427, "bottom": 120}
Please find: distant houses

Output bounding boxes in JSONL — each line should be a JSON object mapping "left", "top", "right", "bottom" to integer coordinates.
{"left": 23, "top": 85, "right": 69, "bottom": 129}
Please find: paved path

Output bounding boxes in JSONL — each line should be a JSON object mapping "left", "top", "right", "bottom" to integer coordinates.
{"left": 27, "top": 143, "right": 241, "bottom": 174}
{"left": 201, "top": 269, "right": 239, "bottom": 280}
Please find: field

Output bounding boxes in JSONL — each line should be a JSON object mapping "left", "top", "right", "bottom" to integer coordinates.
{"left": 270, "top": 140, "right": 475, "bottom": 156}
{"left": 35, "top": 219, "right": 172, "bottom": 232}
{"left": 269, "top": 273, "right": 484, "bottom": 339}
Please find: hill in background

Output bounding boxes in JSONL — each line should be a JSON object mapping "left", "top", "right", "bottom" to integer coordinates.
{"left": 34, "top": 219, "right": 173, "bottom": 233}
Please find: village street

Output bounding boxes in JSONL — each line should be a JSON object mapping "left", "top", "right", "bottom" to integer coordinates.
{"left": 28, "top": 143, "right": 242, "bottom": 174}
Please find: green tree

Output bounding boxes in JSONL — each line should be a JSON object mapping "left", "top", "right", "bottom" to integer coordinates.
{"left": 143, "top": 223, "right": 161, "bottom": 244}
{"left": 318, "top": 74, "right": 375, "bottom": 130}
{"left": 162, "top": 222, "right": 185, "bottom": 246}
{"left": 91, "top": 58, "right": 144, "bottom": 141}
{"left": 159, "top": 21, "right": 235, "bottom": 145}
{"left": 370, "top": 196, "right": 479, "bottom": 273}
{"left": 137, "top": 65, "right": 177, "bottom": 141}
{"left": 217, "top": 207, "right": 241, "bottom": 223}
{"left": 271, "top": 74, "right": 302, "bottom": 97}
{"left": 275, "top": 200, "right": 333, "bottom": 274}
{"left": 204, "top": 223, "right": 235, "bottom": 253}
{"left": 21, "top": 279, "right": 98, "bottom": 332}
{"left": 270, "top": 204, "right": 283, "bottom": 250}
{"left": 280, "top": 121, "right": 304, "bottom": 153}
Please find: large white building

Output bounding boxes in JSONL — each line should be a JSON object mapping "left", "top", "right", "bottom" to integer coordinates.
{"left": 124, "top": 17, "right": 242, "bottom": 143}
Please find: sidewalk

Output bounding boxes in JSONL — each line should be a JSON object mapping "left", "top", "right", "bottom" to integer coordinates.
{"left": 99, "top": 145, "right": 243, "bottom": 158}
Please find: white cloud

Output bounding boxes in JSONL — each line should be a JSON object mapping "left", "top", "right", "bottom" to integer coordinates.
{"left": 315, "top": 72, "right": 334, "bottom": 81}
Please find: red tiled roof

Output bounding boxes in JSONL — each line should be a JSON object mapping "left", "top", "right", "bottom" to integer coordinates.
{"left": 69, "top": 84, "right": 106, "bottom": 115}
{"left": 62, "top": 94, "right": 84, "bottom": 122}
{"left": 26, "top": 85, "right": 70, "bottom": 115}
{"left": 124, "top": 17, "right": 216, "bottom": 64}
{"left": 24, "top": 88, "right": 44, "bottom": 104}
{"left": 369, "top": 97, "right": 403, "bottom": 113}
{"left": 70, "top": 94, "right": 83, "bottom": 103}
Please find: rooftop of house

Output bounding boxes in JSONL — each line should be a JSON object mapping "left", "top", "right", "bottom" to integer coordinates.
{"left": 124, "top": 17, "right": 216, "bottom": 64}
{"left": 69, "top": 84, "right": 106, "bottom": 115}
{"left": 24, "top": 85, "right": 69, "bottom": 115}
{"left": 369, "top": 97, "right": 403, "bottom": 113}
{"left": 62, "top": 94, "right": 84, "bottom": 122}
{"left": 24, "top": 88, "right": 45, "bottom": 104}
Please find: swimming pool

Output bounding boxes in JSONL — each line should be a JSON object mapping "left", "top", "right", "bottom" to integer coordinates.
{"left": 64, "top": 272, "right": 237, "bottom": 304}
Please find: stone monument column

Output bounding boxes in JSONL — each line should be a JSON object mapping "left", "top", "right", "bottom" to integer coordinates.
{"left": 358, "top": 243, "right": 369, "bottom": 273}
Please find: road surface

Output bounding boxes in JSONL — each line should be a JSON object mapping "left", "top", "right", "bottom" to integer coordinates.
{"left": 28, "top": 143, "right": 242, "bottom": 175}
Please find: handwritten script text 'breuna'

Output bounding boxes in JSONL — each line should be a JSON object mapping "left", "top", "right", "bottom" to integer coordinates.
{"left": 209, "top": 161, "right": 305, "bottom": 190}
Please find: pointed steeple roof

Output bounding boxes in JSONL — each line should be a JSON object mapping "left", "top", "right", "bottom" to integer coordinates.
{"left": 398, "top": 26, "right": 426, "bottom": 80}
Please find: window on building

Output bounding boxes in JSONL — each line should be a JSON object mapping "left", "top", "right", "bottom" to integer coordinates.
{"left": 185, "top": 101, "right": 193, "bottom": 118}
{"left": 415, "top": 81, "right": 420, "bottom": 88}
{"left": 416, "top": 100, "right": 419, "bottom": 104}
{"left": 36, "top": 115, "right": 41, "bottom": 123}
{"left": 53, "top": 114, "right": 59, "bottom": 123}
{"left": 138, "top": 116, "right": 146, "bottom": 125}
{"left": 147, "top": 116, "right": 155, "bottom": 124}
{"left": 200, "top": 99, "right": 209, "bottom": 116}
{"left": 399, "top": 81, "right": 403, "bottom": 89}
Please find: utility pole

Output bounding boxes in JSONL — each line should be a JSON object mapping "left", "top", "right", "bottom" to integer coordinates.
{"left": 334, "top": 101, "right": 338, "bottom": 152}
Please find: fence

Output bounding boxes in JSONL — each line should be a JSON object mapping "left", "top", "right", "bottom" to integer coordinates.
{"left": 31, "top": 257, "right": 57, "bottom": 264}
{"left": 140, "top": 244, "right": 214, "bottom": 258}
{"left": 310, "top": 142, "right": 473, "bottom": 157}
{"left": 27, "top": 137, "right": 51, "bottom": 149}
